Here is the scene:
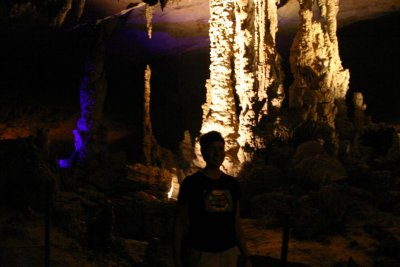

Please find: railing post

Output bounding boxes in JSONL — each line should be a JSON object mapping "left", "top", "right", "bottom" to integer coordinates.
{"left": 280, "top": 216, "right": 289, "bottom": 267}
{"left": 45, "top": 180, "right": 50, "bottom": 267}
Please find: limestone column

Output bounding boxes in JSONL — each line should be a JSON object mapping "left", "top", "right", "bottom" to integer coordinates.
{"left": 194, "top": 0, "right": 240, "bottom": 175}
{"left": 71, "top": 33, "right": 108, "bottom": 165}
{"left": 142, "top": 64, "right": 162, "bottom": 166}
{"left": 143, "top": 64, "right": 153, "bottom": 165}
{"left": 234, "top": 0, "right": 285, "bottom": 163}
{"left": 289, "top": 0, "right": 349, "bottom": 129}
{"left": 59, "top": 8, "right": 134, "bottom": 168}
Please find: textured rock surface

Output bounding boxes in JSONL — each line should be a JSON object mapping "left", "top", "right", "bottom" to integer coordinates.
{"left": 234, "top": 0, "right": 285, "bottom": 163}
{"left": 293, "top": 140, "right": 347, "bottom": 188}
{"left": 61, "top": 10, "right": 133, "bottom": 167}
{"left": 289, "top": 0, "right": 350, "bottom": 129}
{"left": 193, "top": 0, "right": 240, "bottom": 175}
{"left": 195, "top": 0, "right": 287, "bottom": 174}
{"left": 142, "top": 64, "right": 163, "bottom": 166}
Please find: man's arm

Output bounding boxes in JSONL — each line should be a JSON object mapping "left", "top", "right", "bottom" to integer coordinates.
{"left": 235, "top": 201, "right": 252, "bottom": 266}
{"left": 173, "top": 203, "right": 188, "bottom": 267}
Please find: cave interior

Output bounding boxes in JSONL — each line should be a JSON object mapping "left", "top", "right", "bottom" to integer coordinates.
{"left": 0, "top": 0, "right": 400, "bottom": 266}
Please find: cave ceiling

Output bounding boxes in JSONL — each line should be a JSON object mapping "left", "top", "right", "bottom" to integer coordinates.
{"left": 1, "top": 0, "right": 399, "bottom": 58}
{"left": 86, "top": 0, "right": 400, "bottom": 55}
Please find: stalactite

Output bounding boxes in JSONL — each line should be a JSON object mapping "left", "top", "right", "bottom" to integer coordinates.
{"left": 72, "top": 0, "right": 86, "bottom": 22}
{"left": 145, "top": 4, "right": 155, "bottom": 39}
{"left": 49, "top": 0, "right": 73, "bottom": 28}
{"left": 234, "top": 0, "right": 285, "bottom": 163}
{"left": 195, "top": 0, "right": 239, "bottom": 175}
{"left": 289, "top": 0, "right": 349, "bottom": 130}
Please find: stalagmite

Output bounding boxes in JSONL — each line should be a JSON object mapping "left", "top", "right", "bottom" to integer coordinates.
{"left": 194, "top": 0, "right": 240, "bottom": 175}
{"left": 234, "top": 0, "right": 285, "bottom": 163}
{"left": 179, "top": 130, "right": 195, "bottom": 170}
{"left": 67, "top": 35, "right": 108, "bottom": 166}
{"left": 142, "top": 64, "right": 162, "bottom": 166}
{"left": 353, "top": 92, "right": 367, "bottom": 129}
{"left": 59, "top": 8, "right": 134, "bottom": 168}
{"left": 289, "top": 0, "right": 350, "bottom": 129}
{"left": 143, "top": 64, "right": 153, "bottom": 165}
{"left": 196, "top": 0, "right": 286, "bottom": 173}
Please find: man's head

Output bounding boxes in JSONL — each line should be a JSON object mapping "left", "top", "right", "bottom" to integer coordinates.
{"left": 200, "top": 131, "right": 225, "bottom": 168}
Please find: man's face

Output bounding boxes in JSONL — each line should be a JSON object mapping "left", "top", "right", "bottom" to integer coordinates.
{"left": 202, "top": 141, "right": 225, "bottom": 168}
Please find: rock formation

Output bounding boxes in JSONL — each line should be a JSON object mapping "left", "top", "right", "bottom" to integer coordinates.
{"left": 289, "top": 0, "right": 350, "bottom": 129}
{"left": 60, "top": 8, "right": 134, "bottom": 168}
{"left": 143, "top": 64, "right": 153, "bottom": 165}
{"left": 234, "top": 0, "right": 285, "bottom": 163}
{"left": 353, "top": 92, "right": 367, "bottom": 130}
{"left": 145, "top": 4, "right": 155, "bottom": 39}
{"left": 142, "top": 64, "right": 162, "bottom": 166}
{"left": 178, "top": 130, "right": 195, "bottom": 171}
{"left": 195, "top": 0, "right": 285, "bottom": 174}
{"left": 194, "top": 0, "right": 240, "bottom": 175}
{"left": 68, "top": 32, "right": 108, "bottom": 166}
{"left": 49, "top": 0, "right": 86, "bottom": 28}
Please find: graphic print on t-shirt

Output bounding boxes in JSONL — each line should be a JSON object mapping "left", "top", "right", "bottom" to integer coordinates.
{"left": 204, "top": 190, "right": 233, "bottom": 212}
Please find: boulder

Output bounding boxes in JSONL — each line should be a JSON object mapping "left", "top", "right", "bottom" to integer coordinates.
{"left": 293, "top": 141, "right": 347, "bottom": 189}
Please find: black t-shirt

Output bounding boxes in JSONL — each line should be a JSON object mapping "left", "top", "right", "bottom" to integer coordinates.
{"left": 177, "top": 171, "right": 241, "bottom": 252}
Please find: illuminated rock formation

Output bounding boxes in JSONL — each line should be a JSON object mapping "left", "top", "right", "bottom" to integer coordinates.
{"left": 234, "top": 0, "right": 285, "bottom": 163}
{"left": 179, "top": 130, "right": 195, "bottom": 171}
{"left": 194, "top": 0, "right": 286, "bottom": 174}
{"left": 145, "top": 4, "right": 155, "bottom": 39}
{"left": 142, "top": 64, "right": 161, "bottom": 165}
{"left": 60, "top": 9, "right": 133, "bottom": 168}
{"left": 353, "top": 92, "right": 367, "bottom": 129}
{"left": 194, "top": 0, "right": 240, "bottom": 175}
{"left": 143, "top": 64, "right": 153, "bottom": 165}
{"left": 67, "top": 43, "right": 107, "bottom": 166}
{"left": 289, "top": 0, "right": 350, "bottom": 129}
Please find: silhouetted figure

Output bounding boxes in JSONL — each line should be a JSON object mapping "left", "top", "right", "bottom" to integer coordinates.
{"left": 173, "top": 131, "right": 252, "bottom": 267}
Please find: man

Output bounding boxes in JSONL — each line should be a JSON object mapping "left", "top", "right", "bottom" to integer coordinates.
{"left": 173, "top": 131, "right": 252, "bottom": 267}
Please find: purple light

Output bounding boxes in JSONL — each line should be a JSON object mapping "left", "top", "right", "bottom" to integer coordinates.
{"left": 58, "top": 159, "right": 71, "bottom": 168}
{"left": 108, "top": 28, "right": 210, "bottom": 56}
{"left": 73, "top": 129, "right": 84, "bottom": 152}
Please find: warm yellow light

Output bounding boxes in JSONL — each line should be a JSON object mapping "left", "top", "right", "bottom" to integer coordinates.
{"left": 167, "top": 173, "right": 179, "bottom": 200}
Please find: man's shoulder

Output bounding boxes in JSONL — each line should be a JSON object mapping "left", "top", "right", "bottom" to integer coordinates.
{"left": 181, "top": 171, "right": 203, "bottom": 185}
